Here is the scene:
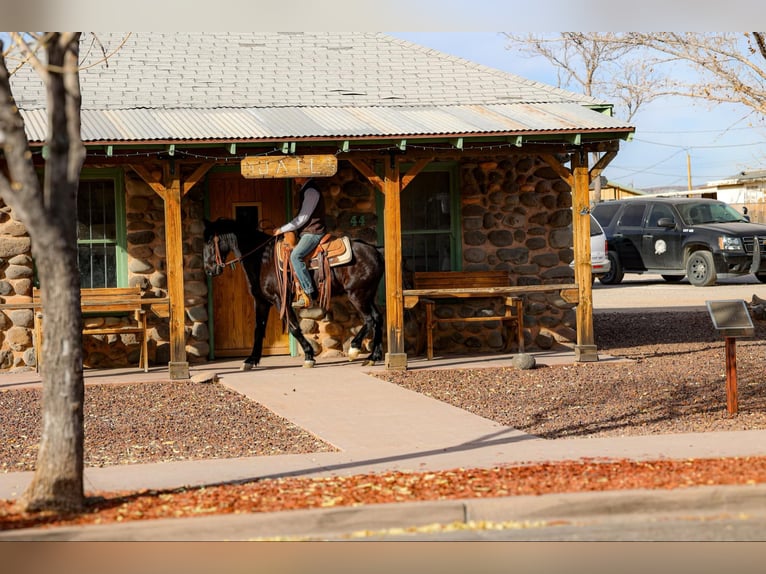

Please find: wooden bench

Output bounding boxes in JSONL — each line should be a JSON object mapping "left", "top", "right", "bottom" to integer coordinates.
{"left": 31, "top": 286, "right": 168, "bottom": 372}
{"left": 402, "top": 271, "right": 525, "bottom": 360}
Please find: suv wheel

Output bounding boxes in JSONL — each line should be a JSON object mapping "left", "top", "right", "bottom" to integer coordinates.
{"left": 686, "top": 251, "right": 717, "bottom": 286}
{"left": 599, "top": 252, "right": 624, "bottom": 284}
{"left": 756, "top": 273, "right": 766, "bottom": 284}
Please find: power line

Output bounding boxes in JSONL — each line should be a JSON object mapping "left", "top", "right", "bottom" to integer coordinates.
{"left": 632, "top": 137, "right": 766, "bottom": 149}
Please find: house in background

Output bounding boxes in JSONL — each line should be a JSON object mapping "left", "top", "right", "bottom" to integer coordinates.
{"left": 705, "top": 170, "right": 766, "bottom": 222}
{"left": 591, "top": 177, "right": 645, "bottom": 202}
{"left": 1, "top": 32, "right": 634, "bottom": 376}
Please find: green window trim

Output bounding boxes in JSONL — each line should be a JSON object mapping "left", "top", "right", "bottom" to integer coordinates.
{"left": 377, "top": 162, "right": 461, "bottom": 273}
{"left": 78, "top": 168, "right": 128, "bottom": 288}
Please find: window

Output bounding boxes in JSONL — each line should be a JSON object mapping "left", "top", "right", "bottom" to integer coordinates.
{"left": 618, "top": 203, "right": 646, "bottom": 227}
{"left": 77, "top": 171, "right": 127, "bottom": 288}
{"left": 646, "top": 203, "right": 675, "bottom": 228}
{"left": 400, "top": 168, "right": 458, "bottom": 272}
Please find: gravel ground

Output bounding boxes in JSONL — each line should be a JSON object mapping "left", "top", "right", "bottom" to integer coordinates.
{"left": 0, "top": 381, "right": 336, "bottom": 473}
{"left": 2, "top": 310, "right": 766, "bottom": 473}
{"left": 378, "top": 310, "right": 766, "bottom": 438}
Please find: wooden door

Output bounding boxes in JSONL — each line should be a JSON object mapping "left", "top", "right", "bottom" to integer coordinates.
{"left": 207, "top": 172, "right": 290, "bottom": 356}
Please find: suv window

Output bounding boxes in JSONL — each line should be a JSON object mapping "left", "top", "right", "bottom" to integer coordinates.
{"left": 617, "top": 203, "right": 646, "bottom": 227}
{"left": 646, "top": 203, "right": 675, "bottom": 228}
{"left": 592, "top": 202, "right": 621, "bottom": 227}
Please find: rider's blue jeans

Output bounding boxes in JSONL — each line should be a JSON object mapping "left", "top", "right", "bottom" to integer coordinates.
{"left": 290, "top": 232, "right": 323, "bottom": 296}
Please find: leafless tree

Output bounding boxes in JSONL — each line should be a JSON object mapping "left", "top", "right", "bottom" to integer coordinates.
{"left": 504, "top": 33, "right": 665, "bottom": 202}
{"left": 503, "top": 33, "right": 666, "bottom": 122}
{"left": 618, "top": 33, "right": 766, "bottom": 119}
{"left": 0, "top": 32, "right": 86, "bottom": 512}
{"left": 504, "top": 32, "right": 766, "bottom": 198}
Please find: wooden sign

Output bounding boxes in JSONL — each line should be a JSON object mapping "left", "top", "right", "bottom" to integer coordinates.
{"left": 241, "top": 155, "right": 337, "bottom": 179}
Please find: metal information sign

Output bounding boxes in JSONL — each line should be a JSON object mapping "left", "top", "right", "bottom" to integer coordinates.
{"left": 706, "top": 299, "right": 755, "bottom": 415}
{"left": 706, "top": 299, "right": 755, "bottom": 338}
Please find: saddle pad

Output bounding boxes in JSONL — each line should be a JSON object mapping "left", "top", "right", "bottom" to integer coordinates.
{"left": 308, "top": 236, "right": 353, "bottom": 269}
{"left": 276, "top": 236, "right": 353, "bottom": 269}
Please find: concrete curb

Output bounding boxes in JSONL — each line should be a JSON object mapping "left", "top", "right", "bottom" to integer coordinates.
{"left": 4, "top": 483, "right": 766, "bottom": 541}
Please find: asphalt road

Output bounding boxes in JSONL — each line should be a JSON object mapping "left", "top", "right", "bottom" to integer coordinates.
{"left": 592, "top": 272, "right": 766, "bottom": 312}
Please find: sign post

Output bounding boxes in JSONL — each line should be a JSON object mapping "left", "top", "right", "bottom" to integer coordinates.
{"left": 706, "top": 300, "right": 755, "bottom": 415}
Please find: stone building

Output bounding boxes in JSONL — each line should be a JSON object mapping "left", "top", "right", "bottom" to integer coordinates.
{"left": 0, "top": 33, "right": 634, "bottom": 374}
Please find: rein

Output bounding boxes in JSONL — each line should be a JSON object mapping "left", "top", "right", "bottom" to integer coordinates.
{"left": 213, "top": 233, "right": 275, "bottom": 270}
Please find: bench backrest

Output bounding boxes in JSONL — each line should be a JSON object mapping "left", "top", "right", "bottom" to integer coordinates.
{"left": 413, "top": 271, "right": 511, "bottom": 290}
{"left": 33, "top": 286, "right": 144, "bottom": 314}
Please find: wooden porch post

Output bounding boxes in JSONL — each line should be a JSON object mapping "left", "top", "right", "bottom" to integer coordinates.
{"left": 162, "top": 164, "right": 189, "bottom": 379}
{"left": 542, "top": 151, "right": 598, "bottom": 362}
{"left": 571, "top": 149, "right": 598, "bottom": 361}
{"left": 130, "top": 161, "right": 215, "bottom": 379}
{"left": 383, "top": 156, "right": 407, "bottom": 369}
{"left": 347, "top": 156, "right": 431, "bottom": 370}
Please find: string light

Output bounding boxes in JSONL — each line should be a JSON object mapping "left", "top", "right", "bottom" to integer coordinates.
{"left": 24, "top": 136, "right": 626, "bottom": 162}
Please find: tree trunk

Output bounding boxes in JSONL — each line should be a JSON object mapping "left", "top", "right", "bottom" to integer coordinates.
{"left": 22, "top": 246, "right": 84, "bottom": 512}
{"left": 0, "top": 33, "right": 86, "bottom": 513}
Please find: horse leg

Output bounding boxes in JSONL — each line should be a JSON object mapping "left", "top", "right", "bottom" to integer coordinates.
{"left": 242, "top": 299, "right": 270, "bottom": 371}
{"left": 363, "top": 303, "right": 384, "bottom": 365}
{"left": 347, "top": 293, "right": 384, "bottom": 366}
{"left": 285, "top": 308, "right": 316, "bottom": 368}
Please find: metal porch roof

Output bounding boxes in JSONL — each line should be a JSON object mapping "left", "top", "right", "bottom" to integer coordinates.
{"left": 19, "top": 103, "right": 632, "bottom": 144}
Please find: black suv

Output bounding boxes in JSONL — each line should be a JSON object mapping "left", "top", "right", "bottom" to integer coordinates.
{"left": 591, "top": 197, "right": 766, "bottom": 286}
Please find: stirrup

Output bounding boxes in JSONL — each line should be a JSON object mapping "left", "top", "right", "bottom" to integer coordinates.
{"left": 292, "top": 292, "right": 312, "bottom": 309}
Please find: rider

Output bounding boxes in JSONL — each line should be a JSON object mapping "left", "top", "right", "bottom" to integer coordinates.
{"left": 272, "top": 177, "right": 327, "bottom": 309}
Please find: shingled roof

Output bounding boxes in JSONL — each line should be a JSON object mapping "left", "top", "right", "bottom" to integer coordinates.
{"left": 8, "top": 32, "right": 634, "bottom": 144}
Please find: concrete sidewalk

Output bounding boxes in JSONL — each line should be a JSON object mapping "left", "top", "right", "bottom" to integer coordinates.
{"left": 4, "top": 350, "right": 766, "bottom": 540}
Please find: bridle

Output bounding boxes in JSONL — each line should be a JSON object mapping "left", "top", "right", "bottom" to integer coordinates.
{"left": 211, "top": 232, "right": 275, "bottom": 271}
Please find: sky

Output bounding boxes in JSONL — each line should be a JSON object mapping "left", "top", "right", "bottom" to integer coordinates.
{"left": 388, "top": 32, "right": 766, "bottom": 191}
{"left": 4, "top": 7, "right": 764, "bottom": 192}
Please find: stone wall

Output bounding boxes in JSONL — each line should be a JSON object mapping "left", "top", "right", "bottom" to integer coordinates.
{"left": 403, "top": 155, "right": 577, "bottom": 356}
{"left": 0, "top": 201, "right": 35, "bottom": 369}
{"left": 0, "top": 153, "right": 578, "bottom": 370}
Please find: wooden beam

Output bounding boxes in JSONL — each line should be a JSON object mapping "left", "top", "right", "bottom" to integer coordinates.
{"left": 129, "top": 164, "right": 168, "bottom": 199}
{"left": 183, "top": 162, "right": 216, "bottom": 196}
{"left": 589, "top": 150, "right": 617, "bottom": 181}
{"left": 382, "top": 157, "right": 407, "bottom": 370}
{"left": 128, "top": 162, "right": 190, "bottom": 378}
{"left": 570, "top": 150, "right": 598, "bottom": 362}
{"left": 401, "top": 157, "right": 433, "bottom": 191}
{"left": 541, "top": 154, "right": 574, "bottom": 187}
{"left": 348, "top": 158, "right": 385, "bottom": 194}
{"left": 162, "top": 163, "right": 190, "bottom": 379}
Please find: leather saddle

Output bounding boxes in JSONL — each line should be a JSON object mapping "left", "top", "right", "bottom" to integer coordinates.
{"left": 276, "top": 233, "right": 353, "bottom": 270}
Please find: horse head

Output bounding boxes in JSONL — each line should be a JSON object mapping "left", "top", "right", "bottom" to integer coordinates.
{"left": 202, "top": 218, "right": 240, "bottom": 277}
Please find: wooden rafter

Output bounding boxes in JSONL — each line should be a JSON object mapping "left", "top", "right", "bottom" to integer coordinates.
{"left": 401, "top": 157, "right": 433, "bottom": 191}
{"left": 347, "top": 158, "right": 385, "bottom": 193}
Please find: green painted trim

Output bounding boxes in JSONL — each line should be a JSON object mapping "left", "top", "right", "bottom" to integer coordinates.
{"left": 79, "top": 168, "right": 128, "bottom": 287}
{"left": 284, "top": 178, "right": 298, "bottom": 357}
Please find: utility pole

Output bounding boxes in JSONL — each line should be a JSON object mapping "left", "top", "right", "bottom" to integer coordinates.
{"left": 687, "top": 152, "right": 692, "bottom": 190}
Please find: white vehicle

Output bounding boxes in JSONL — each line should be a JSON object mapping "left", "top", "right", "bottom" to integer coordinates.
{"left": 570, "top": 214, "right": 611, "bottom": 280}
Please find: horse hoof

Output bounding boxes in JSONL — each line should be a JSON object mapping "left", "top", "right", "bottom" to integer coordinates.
{"left": 240, "top": 363, "right": 253, "bottom": 371}
{"left": 347, "top": 347, "right": 360, "bottom": 361}
{"left": 302, "top": 360, "right": 315, "bottom": 368}
{"left": 361, "top": 359, "right": 373, "bottom": 367}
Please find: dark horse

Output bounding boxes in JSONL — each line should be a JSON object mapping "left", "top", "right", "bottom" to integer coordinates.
{"left": 203, "top": 218, "right": 384, "bottom": 369}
